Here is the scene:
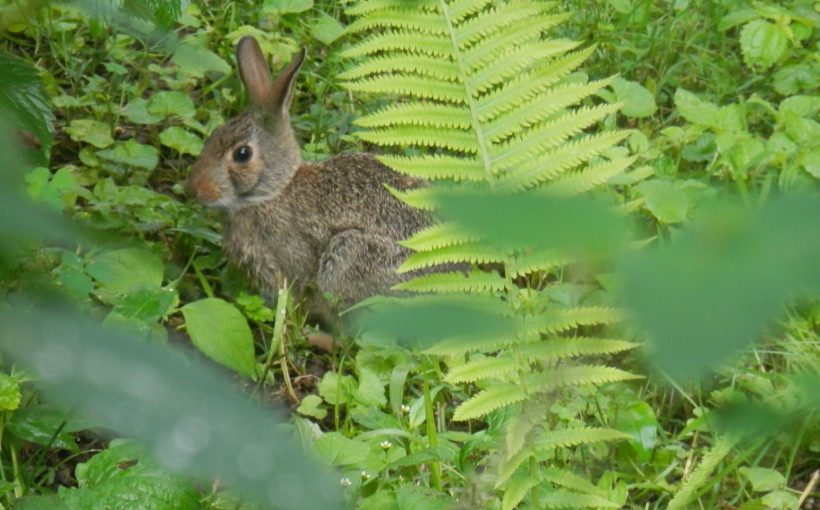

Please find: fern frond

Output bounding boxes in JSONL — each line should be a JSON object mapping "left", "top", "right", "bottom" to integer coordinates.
{"left": 496, "top": 446, "right": 533, "bottom": 489}
{"left": 527, "top": 365, "right": 642, "bottom": 393}
{"left": 522, "top": 307, "right": 624, "bottom": 335}
{"left": 345, "top": 10, "right": 448, "bottom": 36}
{"left": 452, "top": 383, "right": 526, "bottom": 421}
{"left": 519, "top": 338, "right": 639, "bottom": 362}
{"left": 540, "top": 490, "right": 621, "bottom": 509}
{"left": 345, "top": 74, "right": 467, "bottom": 104}
{"left": 339, "top": 54, "right": 459, "bottom": 83}
{"left": 501, "top": 472, "right": 538, "bottom": 510}
{"left": 392, "top": 269, "right": 508, "bottom": 293}
{"left": 356, "top": 125, "right": 478, "bottom": 153}
{"left": 463, "top": 17, "right": 569, "bottom": 72}
{"left": 454, "top": 2, "right": 546, "bottom": 49}
{"left": 355, "top": 104, "right": 471, "bottom": 129}
{"left": 667, "top": 436, "right": 739, "bottom": 510}
{"left": 540, "top": 468, "right": 608, "bottom": 497}
{"left": 342, "top": 31, "right": 452, "bottom": 58}
{"left": 446, "top": 0, "right": 496, "bottom": 23}
{"left": 499, "top": 130, "right": 631, "bottom": 190}
{"left": 444, "top": 355, "right": 518, "bottom": 384}
{"left": 508, "top": 249, "right": 568, "bottom": 276}
{"left": 400, "top": 222, "right": 480, "bottom": 251}
{"left": 346, "top": 0, "right": 439, "bottom": 16}
{"left": 399, "top": 242, "right": 505, "bottom": 272}
{"left": 546, "top": 156, "right": 637, "bottom": 196}
{"left": 377, "top": 155, "right": 486, "bottom": 181}
{"left": 535, "top": 427, "right": 631, "bottom": 450}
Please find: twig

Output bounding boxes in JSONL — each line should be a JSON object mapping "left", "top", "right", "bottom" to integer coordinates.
{"left": 798, "top": 470, "right": 818, "bottom": 508}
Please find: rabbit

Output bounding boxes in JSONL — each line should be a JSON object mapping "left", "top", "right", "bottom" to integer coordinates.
{"left": 185, "top": 36, "right": 430, "bottom": 323}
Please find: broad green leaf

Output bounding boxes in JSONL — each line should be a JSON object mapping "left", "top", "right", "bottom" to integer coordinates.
{"left": 112, "top": 286, "right": 177, "bottom": 323}
{"left": 0, "top": 51, "right": 53, "bottom": 162}
{"left": 0, "top": 373, "right": 21, "bottom": 411}
{"left": 779, "top": 95, "right": 820, "bottom": 118}
{"left": 635, "top": 180, "right": 691, "bottom": 224}
{"left": 181, "top": 298, "right": 257, "bottom": 379}
{"left": 297, "top": 394, "right": 327, "bottom": 420}
{"left": 96, "top": 139, "right": 159, "bottom": 171}
{"left": 761, "top": 490, "right": 799, "bottom": 510}
{"left": 607, "top": 0, "right": 632, "bottom": 14}
{"left": 1, "top": 308, "right": 343, "bottom": 510}
{"left": 160, "top": 126, "right": 202, "bottom": 155}
{"left": 120, "top": 98, "right": 163, "bottom": 125}
{"left": 65, "top": 119, "right": 114, "bottom": 148}
{"left": 614, "top": 400, "right": 659, "bottom": 462}
{"left": 354, "top": 367, "right": 387, "bottom": 407}
{"left": 674, "top": 89, "right": 718, "bottom": 127}
{"left": 311, "top": 12, "right": 345, "bottom": 45}
{"left": 773, "top": 64, "right": 819, "bottom": 95}
{"left": 740, "top": 20, "right": 789, "bottom": 69}
{"left": 318, "top": 371, "right": 357, "bottom": 405}
{"left": 6, "top": 405, "right": 84, "bottom": 451}
{"left": 738, "top": 467, "right": 785, "bottom": 493}
{"left": 148, "top": 91, "right": 196, "bottom": 119}
{"left": 263, "top": 0, "right": 313, "bottom": 14}
{"left": 612, "top": 78, "right": 656, "bottom": 118}
{"left": 172, "top": 42, "right": 231, "bottom": 78}
{"left": 394, "top": 484, "right": 451, "bottom": 510}
{"left": 86, "top": 248, "right": 164, "bottom": 295}
{"left": 313, "top": 432, "right": 367, "bottom": 466}
{"left": 25, "top": 167, "right": 78, "bottom": 210}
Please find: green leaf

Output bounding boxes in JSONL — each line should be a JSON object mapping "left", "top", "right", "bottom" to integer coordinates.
{"left": 96, "top": 139, "right": 159, "bottom": 171}
{"left": 354, "top": 367, "right": 387, "bottom": 407}
{"left": 311, "top": 12, "right": 345, "bottom": 45}
{"left": 159, "top": 126, "right": 202, "bottom": 155}
{"left": 181, "top": 298, "right": 257, "bottom": 379}
{"left": 148, "top": 91, "right": 196, "bottom": 119}
{"left": 635, "top": 180, "right": 691, "bottom": 224}
{"left": 739, "top": 20, "right": 789, "bottom": 69}
{"left": 86, "top": 248, "right": 164, "bottom": 296}
{"left": 313, "top": 432, "right": 367, "bottom": 466}
{"left": 6, "top": 405, "right": 84, "bottom": 451}
{"left": 614, "top": 400, "right": 659, "bottom": 462}
{"left": 0, "top": 51, "right": 54, "bottom": 162}
{"left": 394, "top": 484, "right": 451, "bottom": 510}
{"left": 674, "top": 89, "right": 718, "bottom": 127}
{"left": 773, "top": 64, "right": 820, "bottom": 95}
{"left": 738, "top": 467, "right": 785, "bottom": 493}
{"left": 760, "top": 490, "right": 799, "bottom": 510}
{"left": 612, "top": 78, "right": 656, "bottom": 118}
{"left": 172, "top": 42, "right": 231, "bottom": 78}
{"left": 0, "top": 373, "right": 21, "bottom": 411}
{"left": 65, "top": 119, "right": 114, "bottom": 148}
{"left": 318, "top": 371, "right": 357, "bottom": 405}
{"left": 297, "top": 394, "right": 327, "bottom": 420}
{"left": 112, "top": 286, "right": 177, "bottom": 323}
{"left": 120, "top": 98, "right": 163, "bottom": 125}
{"left": 264, "top": 0, "right": 313, "bottom": 14}
{"left": 25, "top": 167, "right": 78, "bottom": 210}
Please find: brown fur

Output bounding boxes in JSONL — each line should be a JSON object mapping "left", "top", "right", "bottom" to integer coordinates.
{"left": 186, "top": 37, "right": 430, "bottom": 323}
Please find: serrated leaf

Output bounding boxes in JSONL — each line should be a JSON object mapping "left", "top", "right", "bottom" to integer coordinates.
{"left": 181, "top": 298, "right": 257, "bottom": 379}
{"left": 502, "top": 472, "right": 538, "bottom": 510}
{"left": 96, "top": 139, "right": 159, "bottom": 171}
{"left": 635, "top": 180, "right": 691, "bottom": 224}
{"left": 611, "top": 78, "right": 656, "bottom": 118}
{"left": 0, "top": 51, "right": 53, "bottom": 162}
{"left": 313, "top": 432, "right": 368, "bottom": 466}
{"left": 738, "top": 467, "right": 785, "bottom": 493}
{"left": 120, "top": 98, "right": 163, "bottom": 125}
{"left": 149, "top": 91, "right": 196, "bottom": 119}
{"left": 355, "top": 367, "right": 387, "bottom": 407}
{"left": 740, "top": 20, "right": 789, "bottom": 69}
{"left": 318, "top": 371, "right": 357, "bottom": 405}
{"left": 311, "top": 11, "right": 345, "bottom": 45}
{"left": 674, "top": 89, "right": 718, "bottom": 127}
{"left": 452, "top": 383, "right": 526, "bottom": 421}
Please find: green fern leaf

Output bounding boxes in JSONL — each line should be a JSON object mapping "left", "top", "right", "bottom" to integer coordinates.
{"left": 444, "top": 355, "right": 518, "bottom": 384}
{"left": 453, "top": 2, "right": 546, "bottom": 49}
{"left": 399, "top": 242, "right": 507, "bottom": 272}
{"left": 522, "top": 307, "right": 624, "bottom": 335}
{"left": 518, "top": 338, "right": 639, "bottom": 361}
{"left": 448, "top": 0, "right": 504, "bottom": 23}
{"left": 540, "top": 490, "right": 621, "bottom": 509}
{"left": 452, "top": 383, "right": 526, "bottom": 421}
{"left": 342, "top": 31, "right": 453, "bottom": 59}
{"left": 338, "top": 54, "right": 459, "bottom": 83}
{"left": 546, "top": 156, "right": 637, "bottom": 195}
{"left": 355, "top": 104, "right": 472, "bottom": 129}
{"left": 345, "top": 74, "right": 467, "bottom": 104}
{"left": 527, "top": 366, "right": 642, "bottom": 393}
{"left": 356, "top": 125, "right": 478, "bottom": 153}
{"left": 540, "top": 468, "right": 608, "bottom": 497}
{"left": 346, "top": 0, "right": 438, "bottom": 16}
{"left": 345, "top": 10, "right": 448, "bottom": 36}
{"left": 400, "top": 222, "right": 481, "bottom": 251}
{"left": 536, "top": 427, "right": 631, "bottom": 450}
{"left": 392, "top": 269, "right": 508, "bottom": 293}
{"left": 501, "top": 471, "right": 538, "bottom": 510}
{"left": 508, "top": 248, "right": 569, "bottom": 276}
{"left": 377, "top": 155, "right": 486, "bottom": 181}
{"left": 496, "top": 446, "right": 532, "bottom": 489}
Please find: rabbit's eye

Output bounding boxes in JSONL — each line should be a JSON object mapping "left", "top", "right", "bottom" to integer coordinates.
{"left": 233, "top": 145, "right": 252, "bottom": 163}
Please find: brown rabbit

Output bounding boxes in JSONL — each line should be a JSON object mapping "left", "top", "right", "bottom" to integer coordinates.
{"left": 185, "top": 37, "right": 429, "bottom": 322}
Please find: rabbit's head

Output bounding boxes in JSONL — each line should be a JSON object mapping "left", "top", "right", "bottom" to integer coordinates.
{"left": 186, "top": 37, "right": 306, "bottom": 210}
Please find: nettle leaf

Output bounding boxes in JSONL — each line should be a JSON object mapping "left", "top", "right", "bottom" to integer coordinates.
{"left": 311, "top": 11, "right": 345, "bottom": 45}
{"left": 148, "top": 91, "right": 196, "bottom": 119}
{"left": 739, "top": 20, "right": 789, "bottom": 69}
{"left": 611, "top": 78, "right": 656, "bottom": 118}
{"left": 65, "top": 119, "right": 114, "bottom": 148}
{"left": 0, "top": 51, "right": 54, "bottom": 162}
{"left": 160, "top": 126, "right": 203, "bottom": 155}
{"left": 96, "top": 139, "right": 159, "bottom": 171}
{"left": 635, "top": 180, "right": 691, "bottom": 224}
{"left": 181, "top": 298, "right": 257, "bottom": 379}
{"left": 172, "top": 42, "right": 231, "bottom": 78}
{"left": 86, "top": 248, "right": 164, "bottom": 296}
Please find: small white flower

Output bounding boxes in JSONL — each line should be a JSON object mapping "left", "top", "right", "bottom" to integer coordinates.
{"left": 361, "top": 470, "right": 370, "bottom": 480}
{"left": 380, "top": 440, "right": 392, "bottom": 450}
{"left": 340, "top": 477, "right": 352, "bottom": 487}
{"left": 401, "top": 404, "right": 410, "bottom": 414}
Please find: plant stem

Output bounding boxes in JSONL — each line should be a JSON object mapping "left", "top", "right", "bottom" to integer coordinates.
{"left": 423, "top": 380, "right": 442, "bottom": 491}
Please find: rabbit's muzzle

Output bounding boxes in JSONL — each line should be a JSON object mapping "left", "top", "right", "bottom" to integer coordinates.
{"left": 185, "top": 173, "right": 221, "bottom": 205}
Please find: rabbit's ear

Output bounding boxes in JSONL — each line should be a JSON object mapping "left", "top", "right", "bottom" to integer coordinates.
{"left": 237, "top": 37, "right": 274, "bottom": 107}
{"left": 269, "top": 46, "right": 306, "bottom": 113}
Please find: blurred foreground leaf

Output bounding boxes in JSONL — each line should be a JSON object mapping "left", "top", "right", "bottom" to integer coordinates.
{"left": 0, "top": 51, "right": 53, "bottom": 162}
{"left": 0, "top": 304, "right": 343, "bottom": 510}
{"left": 620, "top": 196, "right": 820, "bottom": 379}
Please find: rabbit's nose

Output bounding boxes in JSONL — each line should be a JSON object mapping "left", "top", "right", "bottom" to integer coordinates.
{"left": 186, "top": 175, "right": 221, "bottom": 204}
